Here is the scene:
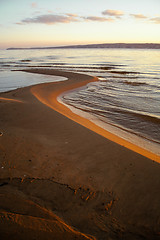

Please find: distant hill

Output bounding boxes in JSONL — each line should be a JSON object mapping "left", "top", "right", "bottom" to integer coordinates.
{"left": 7, "top": 43, "right": 160, "bottom": 50}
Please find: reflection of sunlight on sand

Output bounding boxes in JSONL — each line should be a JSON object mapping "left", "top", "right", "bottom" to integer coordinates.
{"left": 0, "top": 97, "right": 23, "bottom": 103}
{"left": 30, "top": 74, "right": 160, "bottom": 163}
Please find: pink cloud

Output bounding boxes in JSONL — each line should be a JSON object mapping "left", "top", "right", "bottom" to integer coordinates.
{"left": 150, "top": 17, "right": 160, "bottom": 24}
{"left": 20, "top": 14, "right": 79, "bottom": 25}
{"left": 84, "top": 16, "right": 114, "bottom": 22}
{"left": 66, "top": 13, "right": 78, "bottom": 17}
{"left": 102, "top": 9, "right": 124, "bottom": 18}
{"left": 31, "top": 2, "right": 38, "bottom": 8}
{"left": 130, "top": 14, "right": 160, "bottom": 24}
{"left": 130, "top": 14, "right": 147, "bottom": 19}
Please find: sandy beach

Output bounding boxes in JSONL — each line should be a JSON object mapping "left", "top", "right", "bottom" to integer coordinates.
{"left": 0, "top": 69, "right": 160, "bottom": 239}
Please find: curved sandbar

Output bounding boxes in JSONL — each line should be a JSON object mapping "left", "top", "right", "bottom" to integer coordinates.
{"left": 23, "top": 69, "right": 160, "bottom": 163}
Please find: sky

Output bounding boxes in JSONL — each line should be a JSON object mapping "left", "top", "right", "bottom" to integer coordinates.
{"left": 0, "top": 0, "right": 160, "bottom": 49}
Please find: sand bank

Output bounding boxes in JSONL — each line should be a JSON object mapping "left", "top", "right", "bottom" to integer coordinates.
{"left": 0, "top": 69, "right": 160, "bottom": 239}
{"left": 26, "top": 69, "right": 159, "bottom": 162}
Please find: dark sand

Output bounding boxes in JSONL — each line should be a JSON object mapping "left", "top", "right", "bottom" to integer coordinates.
{"left": 0, "top": 69, "right": 160, "bottom": 240}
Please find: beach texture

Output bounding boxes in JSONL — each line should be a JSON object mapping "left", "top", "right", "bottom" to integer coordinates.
{"left": 0, "top": 69, "right": 160, "bottom": 239}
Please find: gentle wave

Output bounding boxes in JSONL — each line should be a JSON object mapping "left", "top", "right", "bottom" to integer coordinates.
{"left": 20, "top": 59, "right": 32, "bottom": 62}
{"left": 60, "top": 94, "right": 160, "bottom": 156}
{"left": 62, "top": 83, "right": 160, "bottom": 145}
{"left": 124, "top": 109, "right": 160, "bottom": 125}
{"left": 122, "top": 80, "right": 147, "bottom": 86}
{"left": 109, "top": 70, "right": 140, "bottom": 75}
{"left": 99, "top": 78, "right": 160, "bottom": 90}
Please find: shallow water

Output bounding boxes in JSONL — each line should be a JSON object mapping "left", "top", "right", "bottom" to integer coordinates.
{"left": 0, "top": 71, "right": 67, "bottom": 93}
{"left": 0, "top": 48, "right": 160, "bottom": 155}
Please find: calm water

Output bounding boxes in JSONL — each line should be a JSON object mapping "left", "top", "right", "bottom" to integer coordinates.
{"left": 0, "top": 48, "right": 160, "bottom": 155}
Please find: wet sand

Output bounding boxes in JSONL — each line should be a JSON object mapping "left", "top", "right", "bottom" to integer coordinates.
{"left": 0, "top": 69, "right": 160, "bottom": 239}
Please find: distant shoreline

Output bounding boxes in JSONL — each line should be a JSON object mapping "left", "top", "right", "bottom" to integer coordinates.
{"left": 7, "top": 43, "right": 160, "bottom": 50}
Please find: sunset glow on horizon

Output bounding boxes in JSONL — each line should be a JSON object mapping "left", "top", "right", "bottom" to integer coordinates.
{"left": 0, "top": 0, "right": 160, "bottom": 49}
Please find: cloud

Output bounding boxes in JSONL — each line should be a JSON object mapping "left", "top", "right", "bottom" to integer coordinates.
{"left": 83, "top": 16, "right": 114, "bottom": 22}
{"left": 31, "top": 2, "right": 38, "bottom": 8}
{"left": 150, "top": 17, "right": 160, "bottom": 24}
{"left": 130, "top": 14, "right": 147, "bottom": 19}
{"left": 66, "top": 13, "right": 78, "bottom": 17}
{"left": 16, "top": 22, "right": 23, "bottom": 25}
{"left": 19, "top": 14, "right": 79, "bottom": 25}
{"left": 102, "top": 9, "right": 124, "bottom": 18}
{"left": 130, "top": 13, "right": 160, "bottom": 24}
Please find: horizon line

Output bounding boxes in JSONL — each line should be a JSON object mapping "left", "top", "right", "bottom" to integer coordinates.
{"left": 6, "top": 42, "right": 160, "bottom": 50}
